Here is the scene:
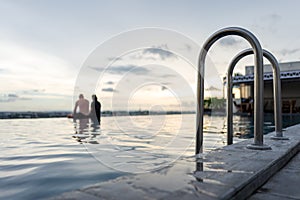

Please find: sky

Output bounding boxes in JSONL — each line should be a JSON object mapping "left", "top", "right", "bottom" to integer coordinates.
{"left": 1, "top": 0, "right": 300, "bottom": 111}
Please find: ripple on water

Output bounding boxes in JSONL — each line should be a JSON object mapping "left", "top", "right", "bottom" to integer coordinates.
{"left": 1, "top": 114, "right": 299, "bottom": 199}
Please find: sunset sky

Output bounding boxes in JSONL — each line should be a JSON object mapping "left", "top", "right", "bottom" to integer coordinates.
{"left": 1, "top": 0, "right": 300, "bottom": 111}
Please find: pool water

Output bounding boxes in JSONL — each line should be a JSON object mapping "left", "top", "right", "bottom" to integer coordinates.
{"left": 0, "top": 114, "right": 299, "bottom": 199}
{"left": 233, "top": 113, "right": 300, "bottom": 138}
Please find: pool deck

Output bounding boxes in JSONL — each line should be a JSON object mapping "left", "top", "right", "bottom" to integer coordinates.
{"left": 249, "top": 152, "right": 300, "bottom": 200}
{"left": 51, "top": 124, "right": 300, "bottom": 200}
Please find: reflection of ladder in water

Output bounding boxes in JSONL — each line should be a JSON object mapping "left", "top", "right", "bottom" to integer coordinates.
{"left": 196, "top": 27, "right": 288, "bottom": 155}
{"left": 203, "top": 121, "right": 228, "bottom": 151}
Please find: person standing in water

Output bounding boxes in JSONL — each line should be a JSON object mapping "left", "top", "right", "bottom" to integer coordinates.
{"left": 90, "top": 94, "right": 101, "bottom": 124}
{"left": 73, "top": 94, "right": 89, "bottom": 120}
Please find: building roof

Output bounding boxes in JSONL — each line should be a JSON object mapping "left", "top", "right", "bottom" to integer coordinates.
{"left": 245, "top": 61, "right": 300, "bottom": 75}
{"left": 232, "top": 70, "right": 300, "bottom": 84}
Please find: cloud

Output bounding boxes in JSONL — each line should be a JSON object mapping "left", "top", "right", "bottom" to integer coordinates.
{"left": 0, "top": 41, "right": 75, "bottom": 96}
{"left": 160, "top": 74, "right": 176, "bottom": 78}
{"left": 205, "top": 86, "right": 221, "bottom": 91}
{"left": 105, "top": 81, "right": 114, "bottom": 85}
{"left": 181, "top": 101, "right": 195, "bottom": 107}
{"left": 20, "top": 89, "right": 46, "bottom": 95}
{"left": 161, "top": 86, "right": 168, "bottom": 91}
{"left": 279, "top": 48, "right": 300, "bottom": 56}
{"left": 89, "top": 65, "right": 150, "bottom": 75}
{"left": 252, "top": 13, "right": 282, "bottom": 33}
{"left": 102, "top": 87, "right": 116, "bottom": 92}
{"left": 142, "top": 48, "right": 177, "bottom": 60}
{"left": 8, "top": 94, "right": 18, "bottom": 98}
{"left": 113, "top": 45, "right": 178, "bottom": 61}
{"left": 129, "top": 54, "right": 156, "bottom": 61}
{"left": 0, "top": 89, "right": 71, "bottom": 103}
{"left": 219, "top": 37, "right": 241, "bottom": 47}
{"left": 107, "top": 57, "right": 123, "bottom": 62}
{"left": 264, "top": 13, "right": 281, "bottom": 22}
{"left": 184, "top": 44, "right": 192, "bottom": 52}
{"left": 111, "top": 65, "right": 149, "bottom": 75}
{"left": 0, "top": 93, "right": 18, "bottom": 102}
{"left": 0, "top": 93, "right": 32, "bottom": 102}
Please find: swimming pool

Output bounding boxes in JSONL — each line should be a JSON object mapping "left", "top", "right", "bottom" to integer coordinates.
{"left": 0, "top": 114, "right": 299, "bottom": 199}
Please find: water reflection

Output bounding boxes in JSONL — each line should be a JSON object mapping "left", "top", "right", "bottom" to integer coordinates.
{"left": 73, "top": 119, "right": 101, "bottom": 144}
{"left": 232, "top": 113, "right": 300, "bottom": 139}
{"left": 78, "top": 118, "right": 89, "bottom": 133}
{"left": 195, "top": 160, "right": 204, "bottom": 182}
{"left": 2, "top": 114, "right": 300, "bottom": 199}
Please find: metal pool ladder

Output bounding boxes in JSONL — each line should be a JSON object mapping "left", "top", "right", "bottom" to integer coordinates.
{"left": 196, "top": 27, "right": 275, "bottom": 154}
{"left": 227, "top": 49, "right": 289, "bottom": 145}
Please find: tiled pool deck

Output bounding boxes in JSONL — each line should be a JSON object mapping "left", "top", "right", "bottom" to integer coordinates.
{"left": 51, "top": 124, "right": 300, "bottom": 200}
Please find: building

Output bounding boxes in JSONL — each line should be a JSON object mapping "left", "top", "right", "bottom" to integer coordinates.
{"left": 231, "top": 61, "right": 300, "bottom": 113}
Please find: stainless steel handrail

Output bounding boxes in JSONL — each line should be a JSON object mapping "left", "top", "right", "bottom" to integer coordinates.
{"left": 197, "top": 27, "right": 269, "bottom": 155}
{"left": 227, "top": 49, "right": 288, "bottom": 145}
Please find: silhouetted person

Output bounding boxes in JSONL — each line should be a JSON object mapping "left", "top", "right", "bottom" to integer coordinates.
{"left": 90, "top": 94, "right": 101, "bottom": 124}
{"left": 73, "top": 94, "right": 89, "bottom": 120}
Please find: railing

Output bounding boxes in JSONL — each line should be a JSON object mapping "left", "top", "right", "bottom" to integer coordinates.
{"left": 197, "top": 27, "right": 270, "bottom": 154}
{"left": 227, "top": 49, "right": 289, "bottom": 144}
